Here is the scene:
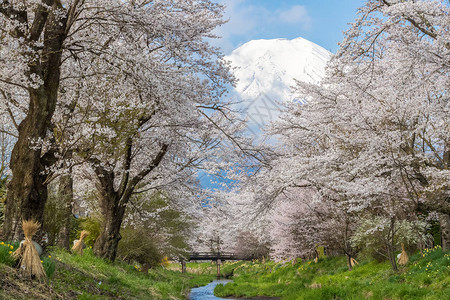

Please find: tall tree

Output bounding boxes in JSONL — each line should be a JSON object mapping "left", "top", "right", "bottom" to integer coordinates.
{"left": 0, "top": 0, "right": 82, "bottom": 240}
{"left": 45, "top": 1, "right": 255, "bottom": 260}
{"left": 0, "top": 1, "right": 246, "bottom": 247}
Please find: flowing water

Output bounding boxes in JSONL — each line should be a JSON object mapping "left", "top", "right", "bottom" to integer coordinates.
{"left": 189, "top": 279, "right": 234, "bottom": 300}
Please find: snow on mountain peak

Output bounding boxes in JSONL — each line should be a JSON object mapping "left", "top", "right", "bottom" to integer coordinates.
{"left": 226, "top": 37, "right": 331, "bottom": 101}
{"left": 224, "top": 37, "right": 331, "bottom": 135}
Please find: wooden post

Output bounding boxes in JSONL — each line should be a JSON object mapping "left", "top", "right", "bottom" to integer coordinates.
{"left": 181, "top": 260, "right": 186, "bottom": 273}
{"left": 216, "top": 259, "right": 221, "bottom": 278}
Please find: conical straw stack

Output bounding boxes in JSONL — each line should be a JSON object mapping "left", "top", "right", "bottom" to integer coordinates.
{"left": 13, "top": 220, "right": 46, "bottom": 280}
{"left": 398, "top": 243, "right": 409, "bottom": 265}
{"left": 72, "top": 230, "right": 89, "bottom": 255}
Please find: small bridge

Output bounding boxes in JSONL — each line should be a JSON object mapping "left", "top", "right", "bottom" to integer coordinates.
{"left": 181, "top": 252, "right": 257, "bottom": 275}
{"left": 188, "top": 252, "right": 256, "bottom": 261}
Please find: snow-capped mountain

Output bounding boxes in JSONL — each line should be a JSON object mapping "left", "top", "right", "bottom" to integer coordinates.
{"left": 225, "top": 37, "right": 331, "bottom": 135}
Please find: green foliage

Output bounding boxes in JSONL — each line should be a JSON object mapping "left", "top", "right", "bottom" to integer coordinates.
{"left": 144, "top": 192, "right": 191, "bottom": 258}
{"left": 1, "top": 241, "right": 56, "bottom": 279}
{"left": 42, "top": 254, "right": 56, "bottom": 278}
{"left": 0, "top": 241, "right": 18, "bottom": 266}
{"left": 214, "top": 249, "right": 450, "bottom": 300}
{"left": 78, "top": 216, "right": 102, "bottom": 248}
{"left": 118, "top": 226, "right": 163, "bottom": 268}
{"left": 69, "top": 216, "right": 83, "bottom": 243}
{"left": 428, "top": 220, "right": 441, "bottom": 247}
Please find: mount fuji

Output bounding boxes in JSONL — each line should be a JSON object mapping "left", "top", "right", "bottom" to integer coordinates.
{"left": 224, "top": 37, "right": 331, "bottom": 135}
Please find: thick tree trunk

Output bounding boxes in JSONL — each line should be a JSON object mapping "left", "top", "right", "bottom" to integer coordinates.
{"left": 2, "top": 93, "right": 52, "bottom": 240}
{"left": 57, "top": 172, "right": 73, "bottom": 250}
{"left": 1, "top": 3, "right": 67, "bottom": 241}
{"left": 93, "top": 192, "right": 126, "bottom": 261}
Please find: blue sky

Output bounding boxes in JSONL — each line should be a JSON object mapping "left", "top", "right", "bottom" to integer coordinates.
{"left": 202, "top": 1, "right": 367, "bottom": 189}
{"left": 214, "top": 0, "right": 366, "bottom": 54}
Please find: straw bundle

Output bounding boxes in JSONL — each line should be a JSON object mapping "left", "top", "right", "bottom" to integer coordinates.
{"left": 13, "top": 220, "right": 46, "bottom": 280}
{"left": 72, "top": 230, "right": 89, "bottom": 255}
{"left": 398, "top": 243, "right": 409, "bottom": 265}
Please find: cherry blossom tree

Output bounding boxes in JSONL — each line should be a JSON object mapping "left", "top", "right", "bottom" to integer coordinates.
{"left": 268, "top": 187, "right": 358, "bottom": 269}
{"left": 241, "top": 0, "right": 448, "bottom": 270}
{"left": 0, "top": 1, "right": 257, "bottom": 258}
{"left": 294, "top": 0, "right": 449, "bottom": 251}
{"left": 47, "top": 0, "right": 257, "bottom": 260}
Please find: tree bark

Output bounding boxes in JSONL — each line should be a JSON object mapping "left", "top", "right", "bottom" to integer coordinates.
{"left": 387, "top": 218, "right": 398, "bottom": 271}
{"left": 3, "top": 111, "right": 49, "bottom": 240}
{"left": 93, "top": 189, "right": 126, "bottom": 262}
{"left": 57, "top": 171, "right": 73, "bottom": 250}
{"left": 1, "top": 2, "right": 67, "bottom": 241}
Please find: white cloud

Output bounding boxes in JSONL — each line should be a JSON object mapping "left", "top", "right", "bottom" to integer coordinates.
{"left": 277, "top": 5, "right": 311, "bottom": 29}
{"left": 211, "top": 1, "right": 313, "bottom": 53}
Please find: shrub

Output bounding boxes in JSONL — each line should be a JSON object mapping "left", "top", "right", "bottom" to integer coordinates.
{"left": 78, "top": 216, "right": 102, "bottom": 248}
{"left": 117, "top": 226, "right": 163, "bottom": 269}
{"left": 351, "top": 216, "right": 428, "bottom": 262}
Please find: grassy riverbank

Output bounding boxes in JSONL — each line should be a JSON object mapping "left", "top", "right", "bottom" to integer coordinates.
{"left": 215, "top": 246, "right": 450, "bottom": 300}
{"left": 0, "top": 242, "right": 213, "bottom": 299}
{"left": 2, "top": 241, "right": 448, "bottom": 300}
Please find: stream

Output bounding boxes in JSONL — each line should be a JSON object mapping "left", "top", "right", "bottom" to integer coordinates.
{"left": 189, "top": 279, "right": 234, "bottom": 300}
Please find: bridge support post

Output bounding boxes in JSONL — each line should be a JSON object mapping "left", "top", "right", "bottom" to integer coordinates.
{"left": 216, "top": 259, "right": 221, "bottom": 278}
{"left": 181, "top": 260, "right": 186, "bottom": 273}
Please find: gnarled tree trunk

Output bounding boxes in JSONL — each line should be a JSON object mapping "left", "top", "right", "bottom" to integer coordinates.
{"left": 3, "top": 108, "right": 50, "bottom": 240}
{"left": 1, "top": 1, "right": 68, "bottom": 241}
{"left": 93, "top": 184, "right": 126, "bottom": 262}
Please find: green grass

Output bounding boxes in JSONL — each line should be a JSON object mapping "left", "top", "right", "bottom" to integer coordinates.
{"left": 2, "top": 241, "right": 448, "bottom": 300}
{"left": 215, "top": 246, "right": 450, "bottom": 300}
{"left": 0, "top": 244, "right": 214, "bottom": 300}
{"left": 170, "top": 261, "right": 235, "bottom": 278}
